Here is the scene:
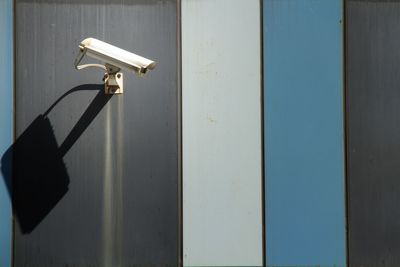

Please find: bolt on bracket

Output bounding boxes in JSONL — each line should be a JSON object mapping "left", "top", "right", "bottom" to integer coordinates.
{"left": 103, "top": 72, "right": 123, "bottom": 94}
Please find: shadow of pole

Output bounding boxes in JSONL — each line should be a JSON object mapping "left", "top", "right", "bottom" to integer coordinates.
{"left": 0, "top": 84, "right": 112, "bottom": 234}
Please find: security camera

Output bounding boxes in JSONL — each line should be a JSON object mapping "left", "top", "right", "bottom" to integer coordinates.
{"left": 74, "top": 37, "right": 156, "bottom": 94}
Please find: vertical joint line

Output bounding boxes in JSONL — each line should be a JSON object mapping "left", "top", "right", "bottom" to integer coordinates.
{"left": 177, "top": 0, "right": 183, "bottom": 266}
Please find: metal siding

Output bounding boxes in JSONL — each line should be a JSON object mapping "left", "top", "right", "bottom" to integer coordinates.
{"left": 346, "top": 1, "right": 400, "bottom": 266}
{"left": 0, "top": 0, "right": 13, "bottom": 266}
{"left": 182, "top": 0, "right": 263, "bottom": 266}
{"left": 12, "top": 1, "right": 178, "bottom": 266}
{"left": 264, "top": 1, "right": 346, "bottom": 266}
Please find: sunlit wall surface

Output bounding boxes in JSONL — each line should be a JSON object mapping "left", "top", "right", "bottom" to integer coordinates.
{"left": 2, "top": 1, "right": 351, "bottom": 266}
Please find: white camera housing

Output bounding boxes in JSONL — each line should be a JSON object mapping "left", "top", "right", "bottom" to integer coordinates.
{"left": 74, "top": 37, "right": 156, "bottom": 94}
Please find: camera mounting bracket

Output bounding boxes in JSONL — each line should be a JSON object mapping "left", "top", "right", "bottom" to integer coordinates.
{"left": 75, "top": 50, "right": 123, "bottom": 94}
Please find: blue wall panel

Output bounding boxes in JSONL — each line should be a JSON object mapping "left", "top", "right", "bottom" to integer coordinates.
{"left": 0, "top": 0, "right": 13, "bottom": 266}
{"left": 264, "top": 1, "right": 346, "bottom": 266}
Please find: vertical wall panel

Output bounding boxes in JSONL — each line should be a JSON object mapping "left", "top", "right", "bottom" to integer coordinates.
{"left": 182, "top": 0, "right": 263, "bottom": 266}
{"left": 264, "top": 1, "right": 346, "bottom": 266}
{"left": 347, "top": 1, "right": 400, "bottom": 266}
{"left": 11, "top": 1, "right": 178, "bottom": 266}
{"left": 0, "top": 0, "right": 13, "bottom": 265}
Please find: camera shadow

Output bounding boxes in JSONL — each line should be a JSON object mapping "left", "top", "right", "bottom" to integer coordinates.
{"left": 0, "top": 84, "right": 111, "bottom": 234}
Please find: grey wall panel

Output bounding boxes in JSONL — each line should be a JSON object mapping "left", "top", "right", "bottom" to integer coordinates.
{"left": 347, "top": 1, "right": 400, "bottom": 266}
{"left": 13, "top": 1, "right": 178, "bottom": 266}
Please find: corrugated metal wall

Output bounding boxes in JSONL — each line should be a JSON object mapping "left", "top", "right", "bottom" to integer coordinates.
{"left": 263, "top": 1, "right": 346, "bottom": 266}
{"left": 12, "top": 0, "right": 179, "bottom": 266}
{"left": 4, "top": 0, "right": 400, "bottom": 266}
{"left": 346, "top": 1, "right": 400, "bottom": 266}
{"left": 0, "top": 0, "right": 13, "bottom": 265}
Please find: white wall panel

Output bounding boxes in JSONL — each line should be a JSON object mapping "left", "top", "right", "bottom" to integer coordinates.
{"left": 182, "top": 0, "right": 263, "bottom": 266}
